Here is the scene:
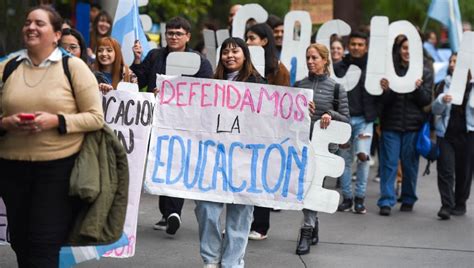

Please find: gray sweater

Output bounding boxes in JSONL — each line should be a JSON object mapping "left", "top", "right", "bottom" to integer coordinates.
{"left": 294, "top": 73, "right": 350, "bottom": 138}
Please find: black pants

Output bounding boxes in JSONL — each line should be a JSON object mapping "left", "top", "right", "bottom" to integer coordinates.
{"left": 0, "top": 154, "right": 77, "bottom": 268}
{"left": 251, "top": 206, "right": 270, "bottom": 235}
{"left": 436, "top": 133, "right": 473, "bottom": 209}
{"left": 159, "top": 196, "right": 184, "bottom": 218}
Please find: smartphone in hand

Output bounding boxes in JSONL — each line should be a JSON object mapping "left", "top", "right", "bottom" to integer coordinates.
{"left": 18, "top": 113, "right": 35, "bottom": 121}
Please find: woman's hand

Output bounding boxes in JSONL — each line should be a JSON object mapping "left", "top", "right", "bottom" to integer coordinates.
{"left": 133, "top": 40, "right": 142, "bottom": 64}
{"left": 32, "top": 112, "right": 59, "bottom": 133}
{"left": 99, "top": 83, "right": 114, "bottom": 94}
{"left": 415, "top": 79, "right": 423, "bottom": 89}
{"left": 320, "top": 113, "right": 332, "bottom": 129}
{"left": 153, "top": 87, "right": 161, "bottom": 96}
{"left": 442, "top": 94, "right": 453, "bottom": 103}
{"left": 380, "top": 78, "right": 390, "bottom": 91}
{"left": 0, "top": 114, "right": 31, "bottom": 132}
{"left": 308, "top": 101, "right": 316, "bottom": 116}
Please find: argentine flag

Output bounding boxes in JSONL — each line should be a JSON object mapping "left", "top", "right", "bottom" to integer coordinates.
{"left": 112, "top": 0, "right": 151, "bottom": 66}
{"left": 427, "top": 0, "right": 463, "bottom": 52}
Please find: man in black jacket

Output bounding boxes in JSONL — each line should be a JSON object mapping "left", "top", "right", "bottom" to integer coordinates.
{"left": 131, "top": 16, "right": 213, "bottom": 235}
{"left": 334, "top": 32, "right": 378, "bottom": 214}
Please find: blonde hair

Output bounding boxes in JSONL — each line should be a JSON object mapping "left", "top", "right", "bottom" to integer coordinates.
{"left": 306, "top": 43, "right": 331, "bottom": 75}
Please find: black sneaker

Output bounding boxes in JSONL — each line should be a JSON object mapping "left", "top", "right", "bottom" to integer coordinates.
{"left": 353, "top": 197, "right": 367, "bottom": 214}
{"left": 153, "top": 217, "right": 167, "bottom": 230}
{"left": 166, "top": 213, "right": 181, "bottom": 235}
{"left": 437, "top": 206, "right": 451, "bottom": 220}
{"left": 379, "top": 206, "right": 391, "bottom": 216}
{"left": 451, "top": 205, "right": 466, "bottom": 216}
{"left": 337, "top": 198, "right": 353, "bottom": 212}
{"left": 400, "top": 203, "right": 413, "bottom": 212}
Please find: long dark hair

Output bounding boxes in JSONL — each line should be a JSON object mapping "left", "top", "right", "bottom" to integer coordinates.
{"left": 90, "top": 10, "right": 112, "bottom": 50}
{"left": 61, "top": 28, "right": 88, "bottom": 63}
{"left": 214, "top": 37, "right": 261, "bottom": 82}
{"left": 392, "top": 35, "right": 408, "bottom": 73}
{"left": 246, "top": 23, "right": 279, "bottom": 76}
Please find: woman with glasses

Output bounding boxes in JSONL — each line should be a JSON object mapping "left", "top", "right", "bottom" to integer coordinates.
{"left": 60, "top": 28, "right": 88, "bottom": 63}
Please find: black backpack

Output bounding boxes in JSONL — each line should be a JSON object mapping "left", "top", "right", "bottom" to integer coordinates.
{"left": 2, "top": 53, "right": 74, "bottom": 96}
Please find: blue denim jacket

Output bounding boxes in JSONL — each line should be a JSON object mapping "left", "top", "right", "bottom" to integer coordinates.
{"left": 432, "top": 76, "right": 474, "bottom": 137}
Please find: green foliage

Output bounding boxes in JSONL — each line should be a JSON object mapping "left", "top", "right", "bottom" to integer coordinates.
{"left": 362, "top": 0, "right": 474, "bottom": 30}
{"left": 144, "top": 0, "right": 213, "bottom": 23}
{"left": 230, "top": 0, "right": 291, "bottom": 19}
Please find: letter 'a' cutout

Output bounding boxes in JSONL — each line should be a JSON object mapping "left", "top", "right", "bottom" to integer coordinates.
{"left": 280, "top": 11, "right": 312, "bottom": 82}
{"left": 449, "top": 31, "right": 474, "bottom": 106}
{"left": 166, "top": 52, "right": 201, "bottom": 76}
{"left": 231, "top": 4, "right": 268, "bottom": 39}
{"left": 316, "top": 19, "right": 361, "bottom": 92}
{"left": 304, "top": 121, "right": 350, "bottom": 213}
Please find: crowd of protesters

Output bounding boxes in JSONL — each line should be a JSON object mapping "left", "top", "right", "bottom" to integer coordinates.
{"left": 0, "top": 3, "right": 472, "bottom": 268}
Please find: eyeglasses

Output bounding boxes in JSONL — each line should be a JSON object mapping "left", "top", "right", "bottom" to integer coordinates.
{"left": 165, "top": 31, "right": 187, "bottom": 38}
{"left": 61, "top": 43, "right": 80, "bottom": 51}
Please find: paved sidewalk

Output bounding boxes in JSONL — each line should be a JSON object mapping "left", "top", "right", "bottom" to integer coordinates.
{"left": 1, "top": 160, "right": 473, "bottom": 267}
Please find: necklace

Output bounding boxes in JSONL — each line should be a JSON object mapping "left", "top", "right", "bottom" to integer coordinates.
{"left": 23, "top": 64, "right": 51, "bottom": 88}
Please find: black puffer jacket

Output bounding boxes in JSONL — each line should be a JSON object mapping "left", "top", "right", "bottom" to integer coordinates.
{"left": 294, "top": 73, "right": 350, "bottom": 138}
{"left": 379, "top": 62, "right": 434, "bottom": 132}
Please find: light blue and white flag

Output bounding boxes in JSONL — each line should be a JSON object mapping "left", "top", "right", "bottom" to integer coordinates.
{"left": 427, "top": 0, "right": 463, "bottom": 52}
{"left": 112, "top": 0, "right": 151, "bottom": 65}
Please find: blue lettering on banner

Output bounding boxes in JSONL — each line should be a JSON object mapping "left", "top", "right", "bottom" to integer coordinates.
{"left": 150, "top": 135, "right": 307, "bottom": 200}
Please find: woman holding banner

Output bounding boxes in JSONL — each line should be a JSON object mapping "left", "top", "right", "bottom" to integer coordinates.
{"left": 93, "top": 37, "right": 137, "bottom": 93}
{"left": 0, "top": 6, "right": 104, "bottom": 267}
{"left": 245, "top": 22, "right": 290, "bottom": 241}
{"left": 194, "top": 37, "right": 265, "bottom": 268}
{"left": 293, "top": 43, "right": 350, "bottom": 255}
{"left": 378, "top": 36, "right": 433, "bottom": 216}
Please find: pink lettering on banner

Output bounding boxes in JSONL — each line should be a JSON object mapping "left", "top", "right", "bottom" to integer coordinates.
{"left": 280, "top": 92, "right": 294, "bottom": 120}
{"left": 226, "top": 84, "right": 241, "bottom": 109}
{"left": 160, "top": 80, "right": 176, "bottom": 105}
{"left": 240, "top": 88, "right": 256, "bottom": 112}
{"left": 294, "top": 94, "right": 308, "bottom": 122}
{"left": 214, "top": 83, "right": 226, "bottom": 107}
{"left": 176, "top": 81, "right": 188, "bottom": 107}
{"left": 201, "top": 83, "right": 212, "bottom": 107}
{"left": 257, "top": 86, "right": 280, "bottom": 116}
{"left": 103, "top": 235, "right": 136, "bottom": 257}
{"left": 188, "top": 82, "right": 200, "bottom": 106}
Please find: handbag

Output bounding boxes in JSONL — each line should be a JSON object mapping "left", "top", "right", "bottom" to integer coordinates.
{"left": 416, "top": 120, "right": 439, "bottom": 175}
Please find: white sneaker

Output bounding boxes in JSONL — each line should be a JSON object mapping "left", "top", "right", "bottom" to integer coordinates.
{"left": 153, "top": 217, "right": 167, "bottom": 231}
{"left": 248, "top": 230, "right": 268, "bottom": 240}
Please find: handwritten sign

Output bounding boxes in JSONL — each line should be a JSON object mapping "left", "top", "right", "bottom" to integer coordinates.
{"left": 144, "top": 75, "right": 315, "bottom": 209}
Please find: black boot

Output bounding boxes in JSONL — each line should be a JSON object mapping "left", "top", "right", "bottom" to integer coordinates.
{"left": 311, "top": 221, "right": 319, "bottom": 245}
{"left": 296, "top": 226, "right": 312, "bottom": 255}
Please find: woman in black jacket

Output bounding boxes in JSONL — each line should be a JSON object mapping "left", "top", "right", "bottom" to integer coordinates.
{"left": 377, "top": 36, "right": 433, "bottom": 216}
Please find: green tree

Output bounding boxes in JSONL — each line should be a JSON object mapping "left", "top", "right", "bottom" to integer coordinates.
{"left": 143, "top": 0, "right": 212, "bottom": 24}
{"left": 230, "top": 0, "right": 291, "bottom": 19}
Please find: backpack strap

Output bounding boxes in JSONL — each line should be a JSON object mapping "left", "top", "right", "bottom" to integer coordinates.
{"left": 333, "top": 83, "right": 340, "bottom": 111}
{"left": 2, "top": 56, "right": 22, "bottom": 84}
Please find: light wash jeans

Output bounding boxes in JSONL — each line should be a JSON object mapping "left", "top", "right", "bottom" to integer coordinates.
{"left": 377, "top": 130, "right": 419, "bottom": 207}
{"left": 338, "top": 116, "right": 373, "bottom": 199}
{"left": 195, "top": 200, "right": 254, "bottom": 268}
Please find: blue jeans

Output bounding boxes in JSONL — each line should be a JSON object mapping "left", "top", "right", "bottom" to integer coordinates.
{"left": 195, "top": 200, "right": 253, "bottom": 268}
{"left": 377, "top": 130, "right": 420, "bottom": 207}
{"left": 338, "top": 116, "right": 373, "bottom": 199}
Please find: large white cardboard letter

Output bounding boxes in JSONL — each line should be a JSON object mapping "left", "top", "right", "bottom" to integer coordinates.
{"left": 449, "top": 31, "right": 474, "bottom": 106}
{"left": 366, "top": 16, "right": 389, "bottom": 95}
{"left": 280, "top": 11, "right": 312, "bottom": 82}
{"left": 316, "top": 19, "right": 361, "bottom": 92}
{"left": 231, "top": 4, "right": 268, "bottom": 39}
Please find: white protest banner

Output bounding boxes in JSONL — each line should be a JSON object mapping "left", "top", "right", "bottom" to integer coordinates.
{"left": 0, "top": 198, "right": 8, "bottom": 245}
{"left": 59, "top": 88, "right": 155, "bottom": 266}
{"left": 315, "top": 19, "right": 362, "bottom": 92}
{"left": 101, "top": 89, "right": 155, "bottom": 257}
{"left": 143, "top": 75, "right": 345, "bottom": 212}
{"left": 449, "top": 31, "right": 474, "bottom": 106}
